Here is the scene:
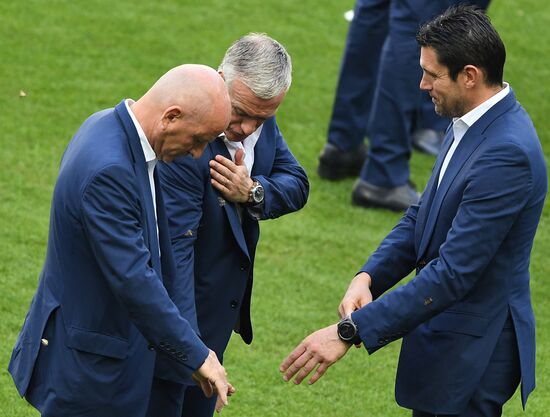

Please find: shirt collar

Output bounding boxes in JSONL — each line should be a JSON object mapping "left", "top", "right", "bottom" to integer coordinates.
{"left": 453, "top": 82, "right": 510, "bottom": 129}
{"left": 125, "top": 99, "right": 157, "bottom": 164}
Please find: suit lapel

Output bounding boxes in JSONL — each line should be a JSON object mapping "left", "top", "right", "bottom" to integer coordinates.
{"left": 250, "top": 123, "right": 274, "bottom": 178}
{"left": 416, "top": 90, "right": 517, "bottom": 260}
{"left": 415, "top": 128, "right": 454, "bottom": 253}
{"left": 114, "top": 101, "right": 162, "bottom": 276}
{"left": 210, "top": 138, "right": 250, "bottom": 260}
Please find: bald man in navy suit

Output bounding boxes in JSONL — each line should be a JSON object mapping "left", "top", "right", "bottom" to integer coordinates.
{"left": 8, "top": 65, "right": 235, "bottom": 417}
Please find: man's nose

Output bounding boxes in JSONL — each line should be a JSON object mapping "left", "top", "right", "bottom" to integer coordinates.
{"left": 242, "top": 118, "right": 259, "bottom": 136}
{"left": 419, "top": 75, "right": 430, "bottom": 91}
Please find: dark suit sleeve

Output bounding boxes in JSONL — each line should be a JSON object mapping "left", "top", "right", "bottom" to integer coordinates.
{"left": 157, "top": 157, "right": 205, "bottom": 333}
{"left": 80, "top": 163, "right": 209, "bottom": 374}
{"left": 352, "top": 142, "right": 533, "bottom": 353}
{"left": 250, "top": 122, "right": 309, "bottom": 220}
{"left": 359, "top": 203, "right": 420, "bottom": 299}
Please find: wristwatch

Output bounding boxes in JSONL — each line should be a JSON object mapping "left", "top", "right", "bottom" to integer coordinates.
{"left": 337, "top": 316, "right": 361, "bottom": 345}
{"left": 248, "top": 180, "right": 265, "bottom": 204}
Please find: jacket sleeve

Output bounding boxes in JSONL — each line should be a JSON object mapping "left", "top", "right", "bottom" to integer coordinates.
{"left": 80, "top": 163, "right": 208, "bottom": 375}
{"left": 352, "top": 142, "right": 534, "bottom": 353}
{"left": 157, "top": 157, "right": 206, "bottom": 334}
{"left": 359, "top": 203, "right": 420, "bottom": 299}
{"left": 249, "top": 121, "right": 309, "bottom": 220}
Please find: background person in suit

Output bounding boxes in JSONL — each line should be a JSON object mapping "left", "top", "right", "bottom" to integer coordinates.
{"left": 320, "top": 0, "right": 490, "bottom": 211}
{"left": 318, "top": 0, "right": 451, "bottom": 183}
{"left": 8, "top": 64, "right": 235, "bottom": 417}
{"left": 153, "top": 34, "right": 309, "bottom": 417}
{"left": 281, "top": 6, "right": 547, "bottom": 416}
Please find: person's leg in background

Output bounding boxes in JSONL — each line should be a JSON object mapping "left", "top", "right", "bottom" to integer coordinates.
{"left": 318, "top": 0, "right": 390, "bottom": 180}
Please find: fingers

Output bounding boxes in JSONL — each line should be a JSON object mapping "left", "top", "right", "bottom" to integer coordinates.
{"left": 210, "top": 162, "right": 233, "bottom": 185}
{"left": 214, "top": 385, "right": 235, "bottom": 414}
{"left": 213, "top": 155, "right": 238, "bottom": 172}
{"left": 279, "top": 344, "right": 307, "bottom": 373}
{"left": 292, "top": 356, "right": 319, "bottom": 385}
{"left": 340, "top": 300, "right": 356, "bottom": 318}
{"left": 215, "top": 395, "right": 225, "bottom": 414}
{"left": 308, "top": 362, "right": 330, "bottom": 385}
{"left": 234, "top": 149, "right": 245, "bottom": 166}
{"left": 337, "top": 302, "right": 345, "bottom": 319}
{"left": 198, "top": 378, "right": 214, "bottom": 398}
{"left": 212, "top": 379, "right": 229, "bottom": 409}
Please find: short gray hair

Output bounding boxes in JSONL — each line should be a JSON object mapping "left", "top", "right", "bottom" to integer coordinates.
{"left": 219, "top": 33, "right": 292, "bottom": 100}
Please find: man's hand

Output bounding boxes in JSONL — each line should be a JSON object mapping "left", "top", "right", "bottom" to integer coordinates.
{"left": 279, "top": 324, "right": 351, "bottom": 385}
{"left": 210, "top": 149, "right": 253, "bottom": 203}
{"left": 192, "top": 350, "right": 235, "bottom": 412}
{"left": 338, "top": 272, "right": 373, "bottom": 318}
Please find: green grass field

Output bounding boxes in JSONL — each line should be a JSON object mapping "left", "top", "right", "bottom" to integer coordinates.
{"left": 1, "top": 1, "right": 549, "bottom": 416}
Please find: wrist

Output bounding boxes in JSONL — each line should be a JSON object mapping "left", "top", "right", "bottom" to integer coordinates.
{"left": 337, "top": 316, "right": 361, "bottom": 345}
{"left": 247, "top": 178, "right": 264, "bottom": 204}
{"left": 354, "top": 272, "right": 372, "bottom": 288}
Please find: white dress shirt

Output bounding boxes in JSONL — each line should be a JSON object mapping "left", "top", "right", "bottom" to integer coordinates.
{"left": 125, "top": 99, "right": 159, "bottom": 240}
{"left": 223, "top": 125, "right": 263, "bottom": 176}
{"left": 438, "top": 83, "right": 510, "bottom": 187}
{"left": 222, "top": 125, "right": 264, "bottom": 221}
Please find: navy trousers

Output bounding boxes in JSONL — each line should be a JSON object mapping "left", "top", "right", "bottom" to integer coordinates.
{"left": 181, "top": 384, "right": 217, "bottom": 417}
{"left": 327, "top": 0, "right": 390, "bottom": 152}
{"left": 146, "top": 377, "right": 186, "bottom": 417}
{"left": 146, "top": 375, "right": 217, "bottom": 417}
{"left": 360, "top": 0, "right": 489, "bottom": 187}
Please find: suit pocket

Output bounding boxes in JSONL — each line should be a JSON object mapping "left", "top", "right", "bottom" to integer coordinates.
{"left": 65, "top": 326, "right": 128, "bottom": 359}
{"left": 54, "top": 326, "right": 129, "bottom": 407}
{"left": 428, "top": 310, "right": 489, "bottom": 337}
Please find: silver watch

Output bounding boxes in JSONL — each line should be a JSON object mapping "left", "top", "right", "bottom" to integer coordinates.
{"left": 248, "top": 180, "right": 264, "bottom": 204}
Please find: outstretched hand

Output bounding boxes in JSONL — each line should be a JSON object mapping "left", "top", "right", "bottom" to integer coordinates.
{"left": 279, "top": 324, "right": 351, "bottom": 385}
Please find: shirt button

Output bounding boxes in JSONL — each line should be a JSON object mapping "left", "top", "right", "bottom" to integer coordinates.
{"left": 230, "top": 300, "right": 239, "bottom": 309}
{"left": 148, "top": 344, "right": 155, "bottom": 351}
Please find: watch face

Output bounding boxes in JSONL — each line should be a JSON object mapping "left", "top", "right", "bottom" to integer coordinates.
{"left": 252, "top": 184, "right": 264, "bottom": 203}
{"left": 338, "top": 321, "right": 356, "bottom": 340}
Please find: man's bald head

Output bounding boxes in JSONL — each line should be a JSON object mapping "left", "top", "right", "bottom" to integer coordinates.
{"left": 132, "top": 64, "right": 231, "bottom": 161}
{"left": 144, "top": 64, "right": 229, "bottom": 127}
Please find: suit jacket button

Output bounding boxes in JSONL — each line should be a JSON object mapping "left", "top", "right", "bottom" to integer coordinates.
{"left": 424, "top": 297, "right": 433, "bottom": 306}
{"left": 240, "top": 265, "right": 246, "bottom": 271}
{"left": 230, "top": 300, "right": 239, "bottom": 309}
{"left": 41, "top": 338, "right": 49, "bottom": 346}
{"left": 148, "top": 344, "right": 155, "bottom": 351}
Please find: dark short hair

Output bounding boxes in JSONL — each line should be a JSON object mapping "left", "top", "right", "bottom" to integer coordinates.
{"left": 416, "top": 5, "right": 505, "bottom": 86}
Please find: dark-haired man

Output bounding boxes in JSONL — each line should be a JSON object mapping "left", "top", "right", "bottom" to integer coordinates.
{"left": 281, "top": 6, "right": 546, "bottom": 416}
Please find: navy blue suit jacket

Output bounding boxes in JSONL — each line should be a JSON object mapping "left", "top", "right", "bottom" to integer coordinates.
{"left": 158, "top": 117, "right": 308, "bottom": 366}
{"left": 352, "top": 90, "right": 547, "bottom": 413}
{"left": 8, "top": 101, "right": 208, "bottom": 417}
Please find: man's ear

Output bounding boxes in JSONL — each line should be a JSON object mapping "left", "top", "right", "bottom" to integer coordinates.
{"left": 462, "top": 65, "right": 483, "bottom": 89}
{"left": 162, "top": 106, "right": 183, "bottom": 126}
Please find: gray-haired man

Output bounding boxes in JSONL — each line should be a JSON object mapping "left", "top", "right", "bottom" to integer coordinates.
{"left": 147, "top": 33, "right": 309, "bottom": 417}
